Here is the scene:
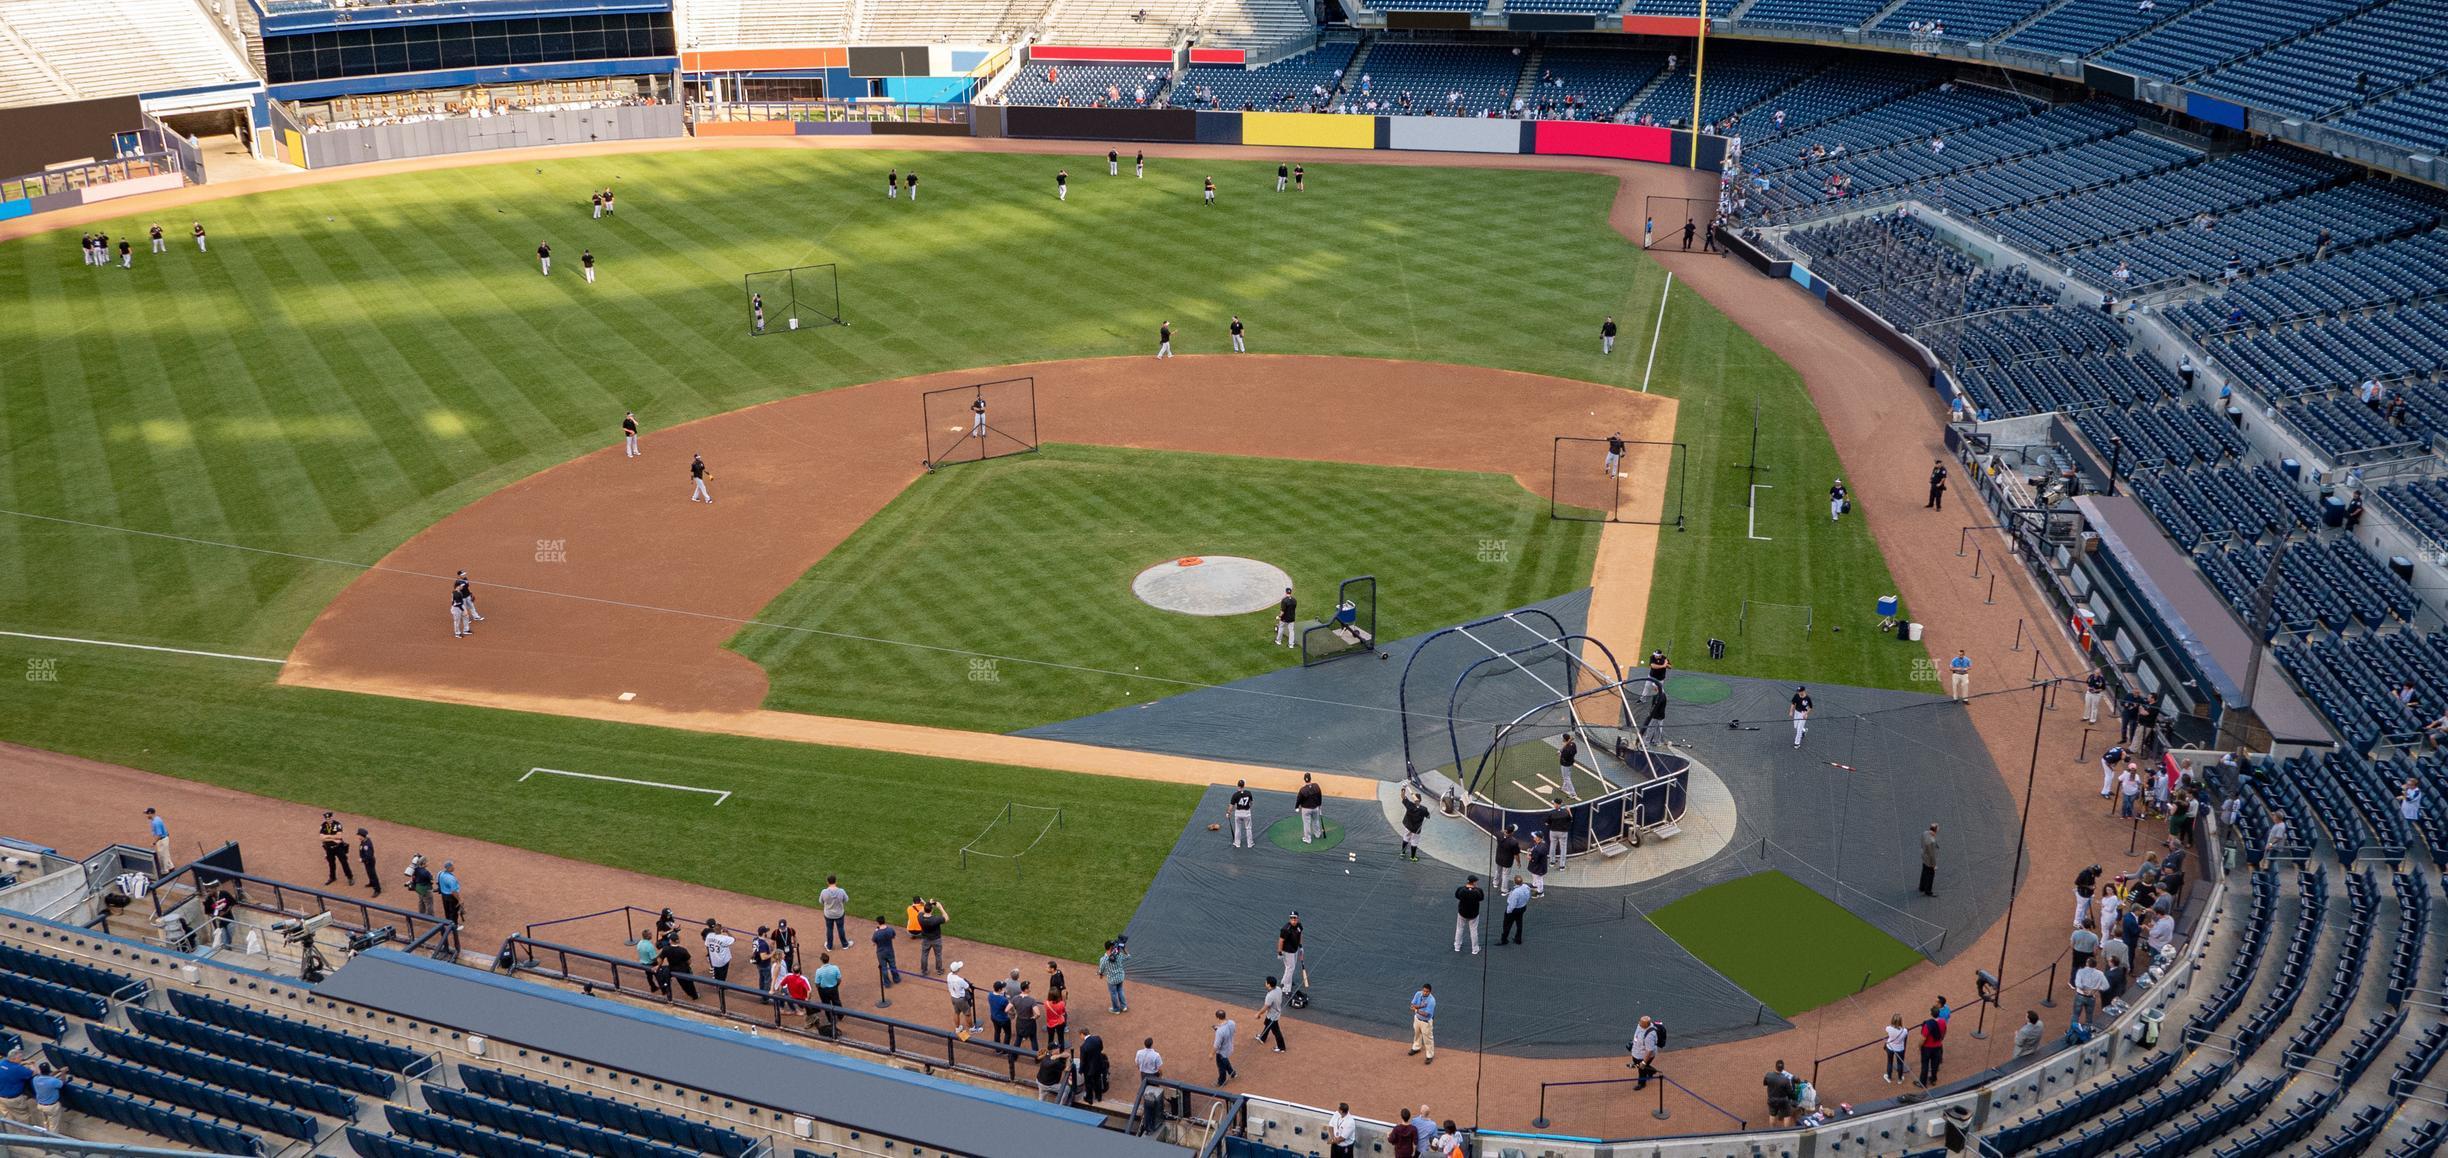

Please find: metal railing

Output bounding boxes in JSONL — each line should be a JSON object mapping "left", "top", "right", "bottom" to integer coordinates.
{"left": 146, "top": 864, "right": 460, "bottom": 960}
{"left": 689, "top": 100, "right": 972, "bottom": 125}
{"left": 497, "top": 935, "right": 1032, "bottom": 1084}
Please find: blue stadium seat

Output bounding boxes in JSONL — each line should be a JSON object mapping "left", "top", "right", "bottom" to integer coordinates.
{"left": 1169, "top": 43, "right": 1356, "bottom": 112}
{"left": 0, "top": 944, "right": 147, "bottom": 1001}
{"left": 87, "top": 1025, "right": 359, "bottom": 1119}
{"left": 459, "top": 1064, "right": 756, "bottom": 1156}
{"left": 167, "top": 989, "right": 426, "bottom": 1074}
{"left": 128, "top": 1007, "right": 396, "bottom": 1099}
{"left": 43, "top": 1044, "right": 319, "bottom": 1141}
{"left": 62, "top": 1082, "right": 266, "bottom": 1156}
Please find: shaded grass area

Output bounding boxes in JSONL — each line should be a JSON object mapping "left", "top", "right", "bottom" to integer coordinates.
{"left": 732, "top": 444, "right": 1598, "bottom": 732}
{"left": 0, "top": 648, "right": 1196, "bottom": 960}
{"left": 1647, "top": 870, "right": 1924, "bottom": 1016}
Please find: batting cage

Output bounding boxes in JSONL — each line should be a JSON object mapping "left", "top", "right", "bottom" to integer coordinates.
{"left": 1642, "top": 196, "right": 1721, "bottom": 248}
{"left": 1398, "top": 609, "right": 1636, "bottom": 790}
{"left": 922, "top": 376, "right": 1039, "bottom": 470}
{"left": 1551, "top": 436, "right": 1687, "bottom": 528}
{"left": 1298, "top": 575, "right": 1378, "bottom": 667}
{"left": 742, "top": 263, "right": 844, "bottom": 336}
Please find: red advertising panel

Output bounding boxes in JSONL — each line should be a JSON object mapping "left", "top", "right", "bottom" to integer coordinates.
{"left": 1187, "top": 48, "right": 1247, "bottom": 65}
{"left": 1029, "top": 45, "right": 1177, "bottom": 63}
{"left": 1532, "top": 121, "right": 1673, "bottom": 163}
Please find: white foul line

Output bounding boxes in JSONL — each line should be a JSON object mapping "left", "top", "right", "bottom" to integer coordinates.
{"left": 1639, "top": 271, "right": 1674, "bottom": 394}
{"left": 0, "top": 630, "right": 286, "bottom": 665}
{"left": 520, "top": 767, "right": 732, "bottom": 806}
{"left": 1748, "top": 485, "right": 1774, "bottom": 541}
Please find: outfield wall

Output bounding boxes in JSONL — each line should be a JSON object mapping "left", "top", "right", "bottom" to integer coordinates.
{"left": 990, "top": 106, "right": 1727, "bottom": 169}
{"left": 298, "top": 105, "right": 684, "bottom": 168}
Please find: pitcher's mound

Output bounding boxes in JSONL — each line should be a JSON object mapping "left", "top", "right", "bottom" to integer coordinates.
{"left": 1133, "top": 556, "right": 1292, "bottom": 616}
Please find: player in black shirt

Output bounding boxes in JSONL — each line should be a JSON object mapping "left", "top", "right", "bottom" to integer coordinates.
{"left": 1601, "top": 315, "right": 1618, "bottom": 354}
{"left": 1680, "top": 219, "right": 1696, "bottom": 250}
{"left": 118, "top": 238, "right": 132, "bottom": 268}
{"left": 752, "top": 292, "right": 765, "bottom": 334}
{"left": 1108, "top": 148, "right": 1119, "bottom": 176}
{"left": 1134, "top": 150, "right": 1145, "bottom": 178}
{"left": 1273, "top": 586, "right": 1296, "bottom": 647}
{"left": 1453, "top": 876, "right": 1485, "bottom": 954}
{"left": 1604, "top": 432, "right": 1626, "bottom": 478}
{"left": 1056, "top": 169, "right": 1069, "bottom": 201}
{"left": 192, "top": 222, "right": 207, "bottom": 253}
{"left": 1400, "top": 788, "right": 1429, "bottom": 860}
{"left": 1292, "top": 164, "right": 1305, "bottom": 191}
{"left": 690, "top": 453, "right": 713, "bottom": 504}
{"left": 537, "top": 241, "right": 552, "bottom": 276}
{"left": 887, "top": 168, "right": 899, "bottom": 198}
{"left": 1275, "top": 915, "right": 1305, "bottom": 991}
{"left": 1228, "top": 780, "right": 1255, "bottom": 848}
{"left": 1294, "top": 773, "right": 1323, "bottom": 843}
{"left": 1203, "top": 177, "right": 1216, "bottom": 206}
{"left": 1790, "top": 686, "right": 1813, "bottom": 748}
{"left": 1276, "top": 162, "right": 1288, "bottom": 192}
{"left": 905, "top": 171, "right": 917, "bottom": 202}
{"left": 148, "top": 223, "right": 165, "bottom": 253}
{"left": 581, "top": 249, "right": 596, "bottom": 284}
{"left": 1544, "top": 798, "right": 1573, "bottom": 867}
{"left": 970, "top": 395, "right": 988, "bottom": 440}
{"left": 1157, "top": 321, "right": 1173, "bottom": 359}
{"left": 623, "top": 411, "right": 640, "bottom": 458}
{"left": 1230, "top": 315, "right": 1246, "bottom": 352}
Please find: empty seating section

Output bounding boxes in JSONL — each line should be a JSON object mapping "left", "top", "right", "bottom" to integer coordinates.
{"left": 2002, "top": 0, "right": 2195, "bottom": 59}
{"left": 1984, "top": 149, "right": 2346, "bottom": 262}
{"left": 351, "top": 1129, "right": 455, "bottom": 1158}
{"left": 1743, "top": 84, "right": 2029, "bottom": 170}
{"left": 2065, "top": 180, "right": 2447, "bottom": 287}
{"left": 128, "top": 1006, "right": 399, "bottom": 1098}
{"left": 0, "top": 967, "right": 107, "bottom": 1021}
{"left": 64, "top": 1083, "right": 265, "bottom": 1156}
{"left": 167, "top": 988, "right": 427, "bottom": 1074}
{"left": 1345, "top": 43, "right": 1520, "bottom": 116}
{"left": 1364, "top": 0, "right": 1483, "bottom": 9}
{"left": 854, "top": 0, "right": 1043, "bottom": 45}
{"left": 2278, "top": 395, "right": 2423, "bottom": 460}
{"left": 0, "top": 0, "right": 252, "bottom": 103}
{"left": 1751, "top": 103, "right": 2133, "bottom": 217}
{"left": 1725, "top": 58, "right": 1940, "bottom": 140}
{"left": 1171, "top": 43, "right": 1355, "bottom": 110}
{"left": 1044, "top": 0, "right": 1201, "bottom": 46}
{"left": 0, "top": 32, "right": 72, "bottom": 109}
{"left": 2134, "top": 462, "right": 2320, "bottom": 548}
{"left": 2167, "top": 232, "right": 2448, "bottom": 334}
{"left": 421, "top": 1085, "right": 701, "bottom": 1158}
{"left": 1623, "top": 0, "right": 1739, "bottom": 13}
{"left": 460, "top": 1065, "right": 758, "bottom": 1156}
{"left": 1873, "top": 0, "right": 2054, "bottom": 41}
{"left": 2332, "top": 81, "right": 2448, "bottom": 152}
{"left": 88, "top": 1024, "right": 361, "bottom": 1118}
{"left": 1940, "top": 133, "right": 2200, "bottom": 215}
{"left": 2277, "top": 636, "right": 2445, "bottom": 752}
{"left": 1624, "top": 45, "right": 1822, "bottom": 126}
{"left": 679, "top": 0, "right": 850, "bottom": 50}
{"left": 2386, "top": 868, "right": 2429, "bottom": 1000}
{"left": 2027, "top": 1061, "right": 2240, "bottom": 1158}
{"left": 2187, "top": 0, "right": 2448, "bottom": 121}
{"left": 2082, "top": 407, "right": 2252, "bottom": 479}
{"left": 1524, "top": 47, "right": 1669, "bottom": 118}
{"left": 1740, "top": 0, "right": 1886, "bottom": 30}
{"left": 2183, "top": 870, "right": 2277, "bottom": 1043}
{"left": 2381, "top": 479, "right": 2448, "bottom": 558}
{"left": 1000, "top": 62, "right": 1169, "bottom": 106}
{"left": 2200, "top": 308, "right": 2448, "bottom": 415}
{"left": 44, "top": 1045, "right": 319, "bottom": 1141}
{"left": 2196, "top": 536, "right": 2415, "bottom": 631}
{"left": 1196, "top": 0, "right": 1317, "bottom": 49}
{"left": 0, "top": 995, "right": 67, "bottom": 1040}
{"left": 1989, "top": 1053, "right": 2179, "bottom": 1157}
{"left": 2099, "top": 0, "right": 2364, "bottom": 82}
{"left": 0, "top": 943, "right": 145, "bottom": 1003}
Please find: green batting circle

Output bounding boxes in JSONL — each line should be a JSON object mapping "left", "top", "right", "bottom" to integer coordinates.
{"left": 1265, "top": 816, "right": 1347, "bottom": 852}
{"left": 1664, "top": 674, "right": 1733, "bottom": 705}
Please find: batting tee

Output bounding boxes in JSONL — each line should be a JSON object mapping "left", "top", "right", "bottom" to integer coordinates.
{"left": 921, "top": 376, "right": 1040, "bottom": 471}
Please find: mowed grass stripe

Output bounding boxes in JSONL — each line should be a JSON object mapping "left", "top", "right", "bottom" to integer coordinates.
{"left": 733, "top": 444, "right": 1600, "bottom": 732}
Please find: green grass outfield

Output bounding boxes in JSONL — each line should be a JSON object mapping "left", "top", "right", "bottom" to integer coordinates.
{"left": 731, "top": 444, "right": 1599, "bottom": 732}
{"left": 1646, "top": 870, "right": 1924, "bottom": 1016}
{"left": 0, "top": 146, "right": 1914, "bottom": 963}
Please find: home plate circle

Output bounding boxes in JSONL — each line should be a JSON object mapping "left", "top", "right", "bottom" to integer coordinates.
{"left": 1132, "top": 556, "right": 1293, "bottom": 616}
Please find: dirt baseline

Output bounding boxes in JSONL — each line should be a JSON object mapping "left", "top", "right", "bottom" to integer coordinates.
{"left": 283, "top": 355, "right": 1677, "bottom": 786}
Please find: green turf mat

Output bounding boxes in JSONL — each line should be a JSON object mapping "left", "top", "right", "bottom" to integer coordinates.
{"left": 1647, "top": 870, "right": 1923, "bottom": 1016}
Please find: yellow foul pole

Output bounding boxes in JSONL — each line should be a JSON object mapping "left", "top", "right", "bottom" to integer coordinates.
{"left": 1687, "top": 8, "right": 1709, "bottom": 167}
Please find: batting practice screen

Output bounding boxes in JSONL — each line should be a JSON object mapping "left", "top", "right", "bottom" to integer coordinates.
{"left": 1641, "top": 196, "right": 1723, "bottom": 248}
{"left": 1552, "top": 436, "right": 1687, "bottom": 528}
{"left": 743, "top": 263, "right": 844, "bottom": 335}
{"left": 922, "top": 377, "right": 1040, "bottom": 470}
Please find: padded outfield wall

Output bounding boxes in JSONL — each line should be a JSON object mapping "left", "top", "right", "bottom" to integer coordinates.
{"left": 994, "top": 106, "right": 1725, "bottom": 168}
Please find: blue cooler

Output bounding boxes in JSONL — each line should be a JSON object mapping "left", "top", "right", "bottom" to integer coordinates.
{"left": 1876, "top": 595, "right": 1900, "bottom": 619}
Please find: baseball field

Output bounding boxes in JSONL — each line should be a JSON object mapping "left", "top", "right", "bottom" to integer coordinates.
{"left": 0, "top": 144, "right": 1918, "bottom": 960}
